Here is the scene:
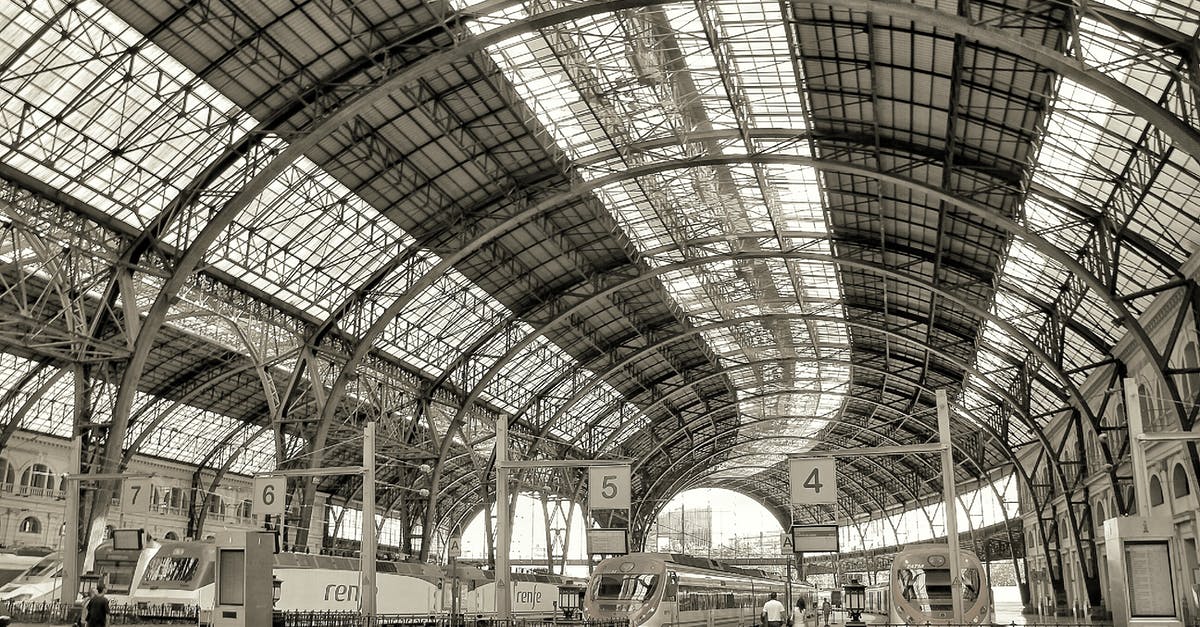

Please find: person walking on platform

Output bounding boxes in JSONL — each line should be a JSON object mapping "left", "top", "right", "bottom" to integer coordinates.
{"left": 796, "top": 596, "right": 809, "bottom": 627}
{"left": 762, "top": 592, "right": 786, "bottom": 627}
{"left": 85, "top": 581, "right": 110, "bottom": 627}
{"left": 821, "top": 598, "right": 832, "bottom": 627}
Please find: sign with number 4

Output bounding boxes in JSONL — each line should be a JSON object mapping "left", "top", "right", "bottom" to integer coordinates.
{"left": 588, "top": 466, "right": 631, "bottom": 510}
{"left": 254, "top": 476, "right": 286, "bottom": 521}
{"left": 789, "top": 458, "right": 837, "bottom": 505}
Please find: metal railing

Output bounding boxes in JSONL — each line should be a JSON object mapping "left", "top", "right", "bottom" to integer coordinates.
{"left": 0, "top": 600, "right": 197, "bottom": 623}
{"left": 276, "top": 615, "right": 630, "bottom": 627}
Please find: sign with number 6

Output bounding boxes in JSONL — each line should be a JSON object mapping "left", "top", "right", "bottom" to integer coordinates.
{"left": 254, "top": 476, "right": 286, "bottom": 521}
{"left": 789, "top": 457, "right": 837, "bottom": 505}
{"left": 588, "top": 465, "right": 631, "bottom": 510}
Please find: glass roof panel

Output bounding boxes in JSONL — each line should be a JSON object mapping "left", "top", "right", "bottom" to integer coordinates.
{"left": 0, "top": 0, "right": 255, "bottom": 228}
{"left": 454, "top": 0, "right": 852, "bottom": 473}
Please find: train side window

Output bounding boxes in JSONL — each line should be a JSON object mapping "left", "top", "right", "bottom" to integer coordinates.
{"left": 664, "top": 572, "right": 678, "bottom": 601}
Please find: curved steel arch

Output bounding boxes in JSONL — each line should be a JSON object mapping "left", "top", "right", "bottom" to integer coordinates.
{"left": 63, "top": 0, "right": 1194, "bottom": 566}
{"left": 98, "top": 0, "right": 1198, "bottom": 510}
{"left": 396, "top": 153, "right": 1162, "bottom": 547}
{"left": 472, "top": 250, "right": 1108, "bottom": 461}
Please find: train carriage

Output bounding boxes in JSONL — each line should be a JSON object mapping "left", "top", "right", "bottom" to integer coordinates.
{"left": 0, "top": 553, "right": 62, "bottom": 602}
{"left": 888, "top": 544, "right": 991, "bottom": 625}
{"left": 584, "top": 552, "right": 816, "bottom": 627}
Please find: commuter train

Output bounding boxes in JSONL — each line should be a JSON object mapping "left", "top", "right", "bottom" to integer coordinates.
{"left": 886, "top": 544, "right": 991, "bottom": 624}
{"left": 0, "top": 548, "right": 52, "bottom": 587}
{"left": 0, "top": 539, "right": 583, "bottom": 622}
{"left": 583, "top": 552, "right": 817, "bottom": 627}
{"left": 0, "top": 553, "right": 62, "bottom": 601}
{"left": 452, "top": 564, "right": 588, "bottom": 617}
{"left": 864, "top": 583, "right": 888, "bottom": 616}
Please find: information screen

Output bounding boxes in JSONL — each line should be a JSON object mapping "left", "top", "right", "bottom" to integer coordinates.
{"left": 110, "top": 528, "right": 143, "bottom": 551}
{"left": 217, "top": 549, "right": 245, "bottom": 606}
{"left": 586, "top": 528, "right": 628, "bottom": 555}
{"left": 791, "top": 524, "right": 839, "bottom": 552}
{"left": 1124, "top": 541, "right": 1175, "bottom": 618}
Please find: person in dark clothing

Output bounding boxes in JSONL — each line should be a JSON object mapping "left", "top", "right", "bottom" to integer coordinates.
{"left": 85, "top": 582, "right": 110, "bottom": 627}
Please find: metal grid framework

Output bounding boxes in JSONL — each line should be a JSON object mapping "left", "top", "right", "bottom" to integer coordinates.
{"left": 0, "top": 0, "right": 1198, "bottom": 594}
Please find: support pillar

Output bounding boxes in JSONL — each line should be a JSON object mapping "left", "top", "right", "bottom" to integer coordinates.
{"left": 937, "top": 390, "right": 966, "bottom": 624}
{"left": 362, "top": 421, "right": 377, "bottom": 621}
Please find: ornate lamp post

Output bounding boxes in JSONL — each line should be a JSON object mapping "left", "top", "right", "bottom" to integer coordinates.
{"left": 843, "top": 577, "right": 866, "bottom": 627}
{"left": 272, "top": 575, "right": 284, "bottom": 627}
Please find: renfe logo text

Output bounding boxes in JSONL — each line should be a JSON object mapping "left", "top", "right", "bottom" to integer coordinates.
{"left": 325, "top": 584, "right": 360, "bottom": 603}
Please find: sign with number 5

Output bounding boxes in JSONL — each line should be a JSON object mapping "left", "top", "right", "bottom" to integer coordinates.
{"left": 588, "top": 466, "right": 631, "bottom": 510}
{"left": 789, "top": 457, "right": 837, "bottom": 505}
{"left": 254, "top": 476, "right": 286, "bottom": 521}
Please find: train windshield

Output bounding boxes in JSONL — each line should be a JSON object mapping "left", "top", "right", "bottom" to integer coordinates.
{"left": 896, "top": 568, "right": 981, "bottom": 610}
{"left": 21, "top": 556, "right": 60, "bottom": 579}
{"left": 593, "top": 574, "right": 661, "bottom": 602}
{"left": 143, "top": 555, "right": 200, "bottom": 583}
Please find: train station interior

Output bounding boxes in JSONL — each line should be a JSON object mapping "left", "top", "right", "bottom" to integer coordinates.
{"left": 0, "top": 0, "right": 1198, "bottom": 625}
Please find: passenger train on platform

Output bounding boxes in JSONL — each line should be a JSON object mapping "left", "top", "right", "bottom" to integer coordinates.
{"left": 0, "top": 538, "right": 583, "bottom": 622}
{"left": 0, "top": 552, "right": 61, "bottom": 601}
{"left": 863, "top": 544, "right": 992, "bottom": 625}
{"left": 583, "top": 552, "right": 817, "bottom": 627}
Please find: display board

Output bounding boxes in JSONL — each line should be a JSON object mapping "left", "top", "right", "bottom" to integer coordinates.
{"left": 586, "top": 528, "right": 629, "bottom": 555}
{"left": 111, "top": 528, "right": 144, "bottom": 551}
{"left": 1125, "top": 541, "right": 1176, "bottom": 617}
{"left": 217, "top": 549, "right": 246, "bottom": 606}
{"left": 790, "top": 524, "right": 839, "bottom": 552}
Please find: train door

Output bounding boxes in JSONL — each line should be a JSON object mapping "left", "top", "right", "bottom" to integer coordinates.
{"left": 661, "top": 572, "right": 678, "bottom": 625}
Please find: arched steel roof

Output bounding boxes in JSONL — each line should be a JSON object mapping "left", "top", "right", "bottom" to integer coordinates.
{"left": 0, "top": 0, "right": 1198, "bottom": 558}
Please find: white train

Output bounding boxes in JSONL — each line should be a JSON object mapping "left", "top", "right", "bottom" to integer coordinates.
{"left": 0, "top": 539, "right": 584, "bottom": 623}
{"left": 0, "top": 553, "right": 62, "bottom": 601}
{"left": 887, "top": 544, "right": 991, "bottom": 624}
{"left": 583, "top": 552, "right": 816, "bottom": 627}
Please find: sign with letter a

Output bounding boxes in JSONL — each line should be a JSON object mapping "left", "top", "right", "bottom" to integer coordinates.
{"left": 789, "top": 458, "right": 837, "bottom": 505}
{"left": 447, "top": 536, "right": 462, "bottom": 559}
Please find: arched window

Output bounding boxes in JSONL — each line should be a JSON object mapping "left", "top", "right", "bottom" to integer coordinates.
{"left": 18, "top": 516, "right": 41, "bottom": 534}
{"left": 164, "top": 531, "right": 178, "bottom": 540}
{"left": 207, "top": 494, "right": 224, "bottom": 517}
{"left": 1183, "top": 342, "right": 1199, "bottom": 406}
{"left": 1094, "top": 501, "right": 1106, "bottom": 527}
{"left": 1138, "top": 383, "right": 1160, "bottom": 430}
{"left": 0, "top": 458, "right": 14, "bottom": 492}
{"left": 1124, "top": 486, "right": 1137, "bottom": 515}
{"left": 19, "top": 463, "right": 55, "bottom": 497}
{"left": 1173, "top": 463, "right": 1192, "bottom": 498}
{"left": 1150, "top": 475, "right": 1165, "bottom": 506}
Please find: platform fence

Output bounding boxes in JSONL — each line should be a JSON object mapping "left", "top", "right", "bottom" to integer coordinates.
{"left": 0, "top": 599, "right": 198, "bottom": 623}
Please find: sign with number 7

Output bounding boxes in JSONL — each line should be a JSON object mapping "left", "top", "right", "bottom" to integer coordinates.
{"left": 789, "top": 457, "right": 837, "bottom": 505}
{"left": 123, "top": 478, "right": 153, "bottom": 514}
{"left": 588, "top": 465, "right": 631, "bottom": 510}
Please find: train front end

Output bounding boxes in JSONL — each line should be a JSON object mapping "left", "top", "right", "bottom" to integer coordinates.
{"left": 583, "top": 555, "right": 668, "bottom": 627}
{"left": 889, "top": 545, "right": 991, "bottom": 625}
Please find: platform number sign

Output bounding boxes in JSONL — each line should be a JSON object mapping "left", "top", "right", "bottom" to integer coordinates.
{"left": 254, "top": 476, "right": 286, "bottom": 521}
{"left": 123, "top": 478, "right": 152, "bottom": 514}
{"left": 789, "top": 458, "right": 837, "bottom": 505}
{"left": 588, "top": 465, "right": 631, "bottom": 510}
